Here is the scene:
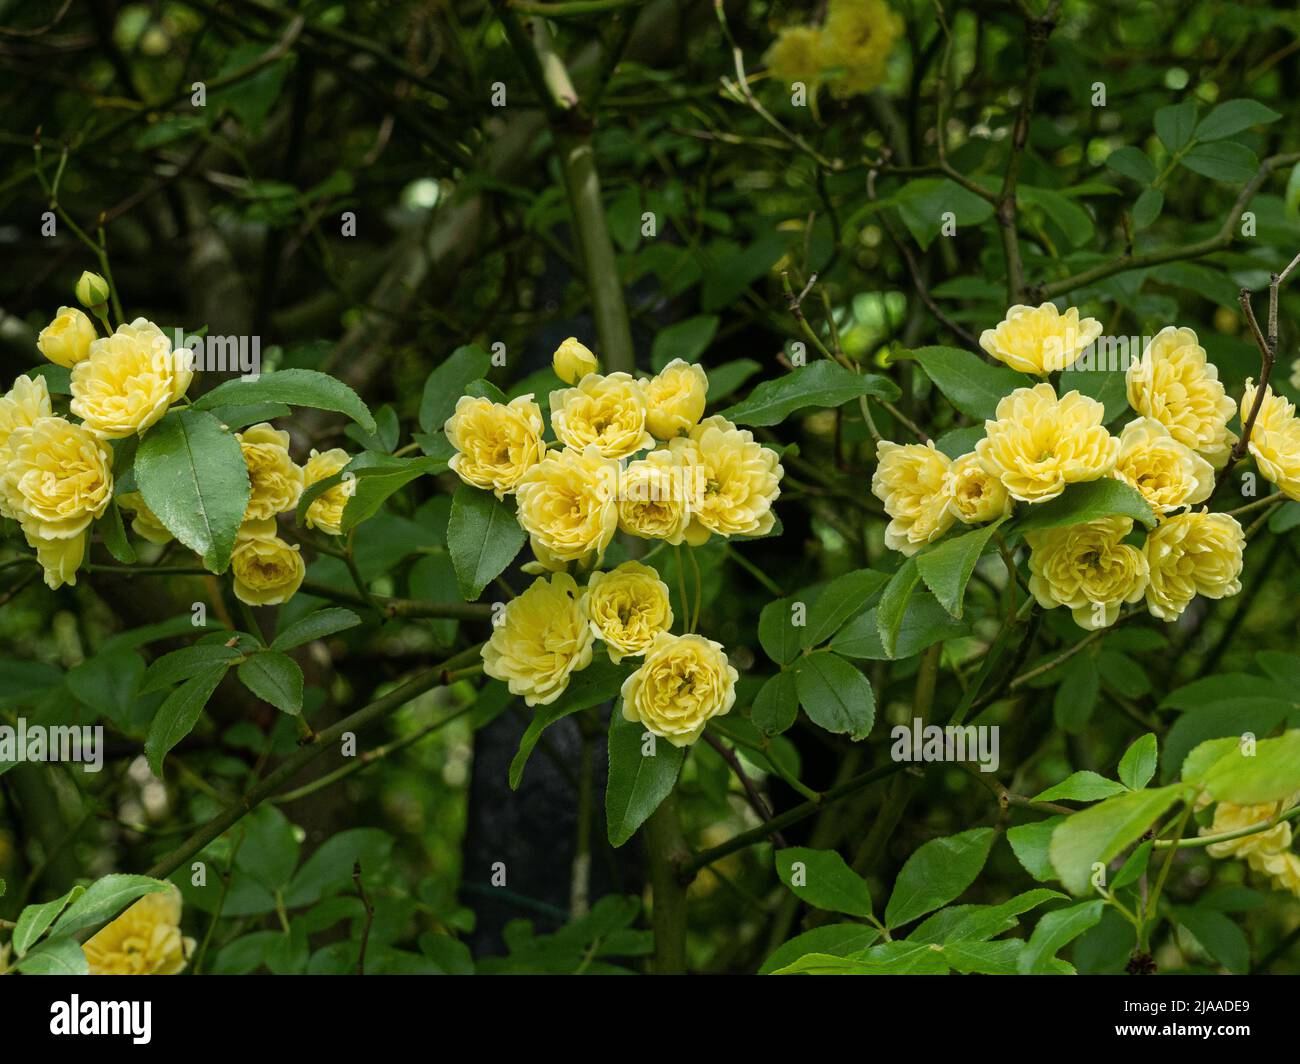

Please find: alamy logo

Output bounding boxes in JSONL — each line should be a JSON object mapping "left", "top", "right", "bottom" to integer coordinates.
{"left": 0, "top": 718, "right": 103, "bottom": 773}
{"left": 148, "top": 330, "right": 261, "bottom": 380}
{"left": 890, "top": 718, "right": 1000, "bottom": 773}
{"left": 49, "top": 996, "right": 151, "bottom": 1044}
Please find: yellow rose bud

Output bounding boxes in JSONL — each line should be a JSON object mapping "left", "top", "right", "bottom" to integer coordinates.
{"left": 581, "top": 561, "right": 674, "bottom": 663}
{"left": 1026, "top": 516, "right": 1149, "bottom": 630}
{"left": 515, "top": 444, "right": 620, "bottom": 569}
{"left": 0, "top": 376, "right": 53, "bottom": 514}
{"left": 764, "top": 25, "right": 824, "bottom": 86}
{"left": 1143, "top": 510, "right": 1244, "bottom": 622}
{"left": 552, "top": 337, "right": 599, "bottom": 385}
{"left": 84, "top": 886, "right": 195, "bottom": 975}
{"left": 549, "top": 372, "right": 653, "bottom": 459}
{"left": 1240, "top": 379, "right": 1300, "bottom": 501}
{"left": 236, "top": 422, "right": 304, "bottom": 521}
{"left": 118, "top": 491, "right": 173, "bottom": 545}
{"left": 871, "top": 439, "right": 954, "bottom": 553}
{"left": 979, "top": 303, "right": 1103, "bottom": 375}
{"left": 643, "top": 359, "right": 708, "bottom": 440}
{"left": 617, "top": 449, "right": 699, "bottom": 544}
{"left": 29, "top": 530, "right": 87, "bottom": 589}
{"left": 819, "top": 0, "right": 903, "bottom": 98}
{"left": 444, "top": 393, "right": 546, "bottom": 497}
{"left": 230, "top": 519, "right": 305, "bottom": 606}
{"left": 482, "top": 572, "right": 595, "bottom": 706}
{"left": 1126, "top": 326, "right": 1236, "bottom": 467}
{"left": 668, "top": 415, "right": 782, "bottom": 543}
{"left": 620, "top": 632, "right": 738, "bottom": 747}
{"left": 976, "top": 383, "right": 1118, "bottom": 504}
{"left": 37, "top": 306, "right": 97, "bottom": 368}
{"left": 302, "top": 447, "right": 355, "bottom": 535}
{"left": 1112, "top": 416, "right": 1214, "bottom": 514}
{"left": 944, "top": 450, "right": 1011, "bottom": 525}
{"left": 70, "top": 318, "right": 193, "bottom": 439}
{"left": 1, "top": 415, "right": 113, "bottom": 542}
{"left": 74, "top": 270, "right": 111, "bottom": 309}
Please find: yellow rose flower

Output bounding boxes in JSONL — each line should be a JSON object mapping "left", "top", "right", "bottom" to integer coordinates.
{"left": 482, "top": 572, "right": 595, "bottom": 706}
{"left": 819, "top": 0, "right": 903, "bottom": 98}
{"left": 84, "top": 886, "right": 195, "bottom": 976}
{"left": 618, "top": 449, "right": 699, "bottom": 544}
{"left": 1240, "top": 379, "right": 1300, "bottom": 501}
{"left": 29, "top": 530, "right": 87, "bottom": 590}
{"left": 764, "top": 25, "right": 824, "bottom": 85}
{"left": 1026, "top": 516, "right": 1149, "bottom": 630}
{"left": 69, "top": 318, "right": 192, "bottom": 438}
{"left": 118, "top": 491, "right": 174, "bottom": 545}
{"left": 1, "top": 415, "right": 113, "bottom": 541}
{"left": 230, "top": 519, "right": 305, "bottom": 606}
{"left": 620, "top": 631, "right": 738, "bottom": 747}
{"left": 552, "top": 337, "right": 599, "bottom": 385}
{"left": 37, "top": 306, "right": 97, "bottom": 368}
{"left": 581, "top": 561, "right": 674, "bottom": 663}
{"left": 301, "top": 447, "right": 356, "bottom": 535}
{"left": 976, "top": 383, "right": 1118, "bottom": 504}
{"left": 668, "top": 415, "right": 782, "bottom": 543}
{"left": 444, "top": 393, "right": 546, "bottom": 497}
{"left": 1202, "top": 799, "right": 1293, "bottom": 862}
{"left": 643, "top": 359, "right": 708, "bottom": 440}
{"left": 1112, "top": 416, "right": 1214, "bottom": 513}
{"left": 1143, "top": 510, "right": 1244, "bottom": 622}
{"left": 1126, "top": 326, "right": 1236, "bottom": 467}
{"left": 515, "top": 444, "right": 620, "bottom": 568}
{"left": 549, "top": 372, "right": 653, "bottom": 459}
{"left": 944, "top": 450, "right": 1011, "bottom": 525}
{"left": 1255, "top": 850, "right": 1300, "bottom": 897}
{"left": 0, "top": 375, "right": 53, "bottom": 513}
{"left": 236, "top": 422, "right": 304, "bottom": 521}
{"left": 979, "top": 303, "right": 1104, "bottom": 375}
{"left": 872, "top": 439, "right": 954, "bottom": 553}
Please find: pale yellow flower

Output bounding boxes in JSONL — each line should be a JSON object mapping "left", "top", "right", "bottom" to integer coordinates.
{"left": 581, "top": 561, "right": 674, "bottom": 663}
{"left": 1202, "top": 799, "right": 1293, "bottom": 862}
{"left": 237, "top": 423, "right": 303, "bottom": 521}
{"left": 1254, "top": 850, "right": 1300, "bottom": 897}
{"left": 1240, "top": 379, "right": 1300, "bottom": 501}
{"left": 1112, "top": 417, "right": 1214, "bottom": 513}
{"left": 819, "top": 0, "right": 903, "bottom": 98}
{"left": 1, "top": 415, "right": 113, "bottom": 541}
{"left": 1143, "top": 510, "right": 1244, "bottom": 622}
{"left": 118, "top": 491, "right": 173, "bottom": 545}
{"left": 70, "top": 318, "right": 193, "bottom": 438}
{"left": 549, "top": 372, "right": 653, "bottom": 460}
{"left": 1126, "top": 326, "right": 1236, "bottom": 467}
{"left": 764, "top": 25, "right": 825, "bottom": 86}
{"left": 84, "top": 886, "right": 195, "bottom": 976}
{"left": 29, "top": 530, "right": 87, "bottom": 590}
{"left": 944, "top": 451, "right": 1011, "bottom": 524}
{"left": 37, "top": 306, "right": 97, "bottom": 368}
{"left": 872, "top": 439, "right": 954, "bottom": 552}
{"left": 618, "top": 449, "right": 699, "bottom": 544}
{"left": 976, "top": 383, "right": 1118, "bottom": 504}
{"left": 668, "top": 416, "right": 782, "bottom": 543}
{"left": 643, "top": 359, "right": 708, "bottom": 440}
{"left": 301, "top": 448, "right": 355, "bottom": 535}
{"left": 230, "top": 519, "right": 304, "bottom": 606}
{"left": 1026, "top": 517, "right": 1149, "bottom": 630}
{"left": 444, "top": 394, "right": 546, "bottom": 497}
{"left": 979, "top": 303, "right": 1104, "bottom": 375}
{"left": 0, "top": 375, "right": 53, "bottom": 515}
{"left": 482, "top": 572, "right": 595, "bottom": 706}
{"left": 620, "top": 632, "right": 738, "bottom": 747}
{"left": 515, "top": 444, "right": 620, "bottom": 569}
{"left": 552, "top": 337, "right": 599, "bottom": 385}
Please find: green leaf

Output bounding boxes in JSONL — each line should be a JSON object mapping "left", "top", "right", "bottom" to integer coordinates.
{"left": 1118, "top": 733, "right": 1159, "bottom": 790}
{"left": 799, "top": 568, "right": 889, "bottom": 647}
{"left": 717, "top": 360, "right": 899, "bottom": 427}
{"left": 1048, "top": 785, "right": 1183, "bottom": 894}
{"left": 144, "top": 666, "right": 228, "bottom": 777}
{"left": 1181, "top": 141, "right": 1259, "bottom": 183}
{"left": 1191, "top": 730, "right": 1300, "bottom": 805}
{"left": 141, "top": 645, "right": 242, "bottom": 693}
{"left": 1154, "top": 99, "right": 1198, "bottom": 153}
{"left": 775, "top": 847, "right": 873, "bottom": 917}
{"left": 759, "top": 923, "right": 879, "bottom": 975}
{"left": 1104, "top": 146, "right": 1157, "bottom": 183}
{"left": 1194, "top": 99, "right": 1281, "bottom": 141}
{"left": 893, "top": 177, "right": 995, "bottom": 250}
{"left": 13, "top": 885, "right": 85, "bottom": 957}
{"left": 915, "top": 519, "right": 1006, "bottom": 619}
{"left": 906, "top": 345, "right": 1034, "bottom": 420}
{"left": 650, "top": 315, "right": 719, "bottom": 371}
{"left": 706, "top": 359, "right": 762, "bottom": 402}
{"left": 875, "top": 557, "right": 921, "bottom": 658}
{"left": 934, "top": 425, "right": 985, "bottom": 459}
{"left": 193, "top": 368, "right": 376, "bottom": 434}
{"left": 1007, "top": 817, "right": 1066, "bottom": 883}
{"left": 49, "top": 874, "right": 170, "bottom": 939}
{"left": 135, "top": 409, "right": 250, "bottom": 572}
{"left": 447, "top": 484, "right": 526, "bottom": 600}
{"left": 1010, "top": 478, "right": 1156, "bottom": 534}
{"left": 911, "top": 888, "right": 1065, "bottom": 944}
{"left": 211, "top": 42, "right": 292, "bottom": 134}
{"left": 1020, "top": 186, "right": 1094, "bottom": 246}
{"left": 944, "top": 939, "right": 1025, "bottom": 974}
{"left": 774, "top": 940, "right": 950, "bottom": 975}
{"left": 418, "top": 345, "right": 493, "bottom": 434}
{"left": 884, "top": 828, "right": 996, "bottom": 929}
{"left": 272, "top": 608, "right": 362, "bottom": 651}
{"left": 15, "top": 935, "right": 88, "bottom": 975}
{"left": 237, "top": 650, "right": 304, "bottom": 714}
{"left": 751, "top": 672, "right": 799, "bottom": 735}
{"left": 1172, "top": 905, "right": 1249, "bottom": 974}
{"left": 758, "top": 593, "right": 805, "bottom": 666}
{"left": 204, "top": 401, "right": 294, "bottom": 431}
{"left": 833, "top": 591, "right": 966, "bottom": 661}
{"left": 1031, "top": 771, "right": 1127, "bottom": 803}
{"left": 98, "top": 499, "right": 136, "bottom": 564}
{"left": 1018, "top": 900, "right": 1105, "bottom": 973}
{"left": 1053, "top": 652, "right": 1099, "bottom": 733}
{"left": 339, "top": 455, "right": 442, "bottom": 534}
{"left": 793, "top": 651, "right": 875, "bottom": 740}
{"left": 1132, "top": 187, "right": 1164, "bottom": 230}
{"left": 1111, "top": 840, "right": 1152, "bottom": 890}
{"left": 605, "top": 709, "right": 685, "bottom": 847}
{"left": 235, "top": 805, "right": 300, "bottom": 893}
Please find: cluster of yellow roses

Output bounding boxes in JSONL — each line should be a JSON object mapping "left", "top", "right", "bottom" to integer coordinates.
{"left": 1, "top": 273, "right": 355, "bottom": 603}
{"left": 765, "top": 0, "right": 902, "bottom": 99}
{"left": 447, "top": 338, "right": 779, "bottom": 746}
{"left": 874, "top": 304, "right": 1300, "bottom": 630}
{"left": 1200, "top": 795, "right": 1300, "bottom": 899}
